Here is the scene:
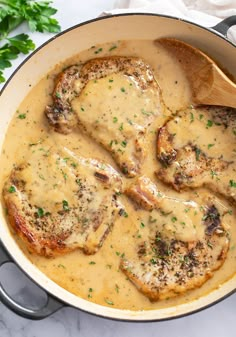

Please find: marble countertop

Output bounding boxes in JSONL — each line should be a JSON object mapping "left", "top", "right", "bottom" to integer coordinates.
{"left": 0, "top": 1, "right": 236, "bottom": 336}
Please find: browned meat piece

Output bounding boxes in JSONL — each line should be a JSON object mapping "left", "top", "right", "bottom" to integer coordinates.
{"left": 207, "top": 106, "right": 236, "bottom": 128}
{"left": 45, "top": 57, "right": 164, "bottom": 177}
{"left": 157, "top": 137, "right": 230, "bottom": 190}
{"left": 3, "top": 145, "right": 124, "bottom": 257}
{"left": 156, "top": 107, "right": 236, "bottom": 201}
{"left": 125, "top": 176, "right": 164, "bottom": 211}
{"left": 157, "top": 125, "right": 177, "bottom": 167}
{"left": 122, "top": 175, "right": 229, "bottom": 300}
{"left": 120, "top": 224, "right": 229, "bottom": 301}
{"left": 46, "top": 65, "right": 81, "bottom": 134}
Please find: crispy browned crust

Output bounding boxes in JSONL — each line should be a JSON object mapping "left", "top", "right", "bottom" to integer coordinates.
{"left": 156, "top": 123, "right": 232, "bottom": 197}
{"left": 157, "top": 126, "right": 177, "bottom": 167}
{"left": 120, "top": 229, "right": 229, "bottom": 301}
{"left": 45, "top": 56, "right": 163, "bottom": 177}
{"left": 3, "top": 149, "right": 124, "bottom": 257}
{"left": 125, "top": 176, "right": 163, "bottom": 211}
{"left": 45, "top": 56, "right": 159, "bottom": 134}
{"left": 122, "top": 174, "right": 230, "bottom": 301}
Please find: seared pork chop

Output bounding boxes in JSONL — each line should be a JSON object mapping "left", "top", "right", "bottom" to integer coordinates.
{"left": 156, "top": 107, "right": 236, "bottom": 201}
{"left": 3, "top": 145, "right": 124, "bottom": 257}
{"left": 120, "top": 227, "right": 229, "bottom": 301}
{"left": 122, "top": 176, "right": 229, "bottom": 301}
{"left": 45, "top": 57, "right": 163, "bottom": 176}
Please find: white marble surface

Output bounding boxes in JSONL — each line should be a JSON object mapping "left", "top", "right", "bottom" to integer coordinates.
{"left": 0, "top": 0, "right": 236, "bottom": 336}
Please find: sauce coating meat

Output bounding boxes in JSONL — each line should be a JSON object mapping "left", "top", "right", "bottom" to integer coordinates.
{"left": 3, "top": 145, "right": 124, "bottom": 256}
{"left": 45, "top": 56, "right": 163, "bottom": 177}
{"left": 1, "top": 40, "right": 235, "bottom": 310}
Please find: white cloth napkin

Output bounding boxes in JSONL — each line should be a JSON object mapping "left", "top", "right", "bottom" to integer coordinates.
{"left": 104, "top": 0, "right": 236, "bottom": 43}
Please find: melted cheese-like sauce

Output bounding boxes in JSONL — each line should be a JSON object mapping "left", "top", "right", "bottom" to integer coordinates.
{"left": 0, "top": 40, "right": 236, "bottom": 310}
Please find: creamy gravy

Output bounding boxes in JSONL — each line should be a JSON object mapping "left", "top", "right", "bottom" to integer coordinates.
{"left": 0, "top": 40, "right": 236, "bottom": 310}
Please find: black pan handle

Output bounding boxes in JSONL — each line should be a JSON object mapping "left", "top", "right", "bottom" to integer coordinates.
{"left": 0, "top": 242, "right": 64, "bottom": 320}
{"left": 211, "top": 15, "right": 236, "bottom": 37}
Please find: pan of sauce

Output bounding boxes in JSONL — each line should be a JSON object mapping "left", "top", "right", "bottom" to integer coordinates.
{"left": 0, "top": 14, "right": 235, "bottom": 321}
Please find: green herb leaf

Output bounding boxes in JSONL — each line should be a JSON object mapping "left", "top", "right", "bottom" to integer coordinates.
{"left": 18, "top": 113, "right": 26, "bottom": 119}
{"left": 0, "top": 0, "right": 60, "bottom": 82}
{"left": 7, "top": 34, "right": 35, "bottom": 54}
{"left": 121, "top": 140, "right": 127, "bottom": 148}
{"left": 37, "top": 207, "right": 44, "bottom": 218}
{"left": 8, "top": 185, "right": 16, "bottom": 193}
{"left": 229, "top": 179, "right": 236, "bottom": 188}
{"left": 94, "top": 47, "right": 102, "bottom": 54}
{"left": 207, "top": 143, "right": 215, "bottom": 149}
{"left": 195, "top": 147, "right": 201, "bottom": 161}
{"left": 109, "top": 45, "right": 117, "bottom": 52}
{"left": 190, "top": 112, "right": 194, "bottom": 123}
{"left": 104, "top": 298, "right": 114, "bottom": 305}
{"left": 140, "top": 222, "right": 145, "bottom": 228}
{"left": 62, "top": 199, "right": 70, "bottom": 211}
{"left": 206, "top": 120, "right": 213, "bottom": 128}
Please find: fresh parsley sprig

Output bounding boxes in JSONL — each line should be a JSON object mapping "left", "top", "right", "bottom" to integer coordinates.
{"left": 0, "top": 0, "right": 61, "bottom": 83}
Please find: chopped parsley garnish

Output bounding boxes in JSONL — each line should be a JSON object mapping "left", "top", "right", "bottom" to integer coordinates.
{"left": 121, "top": 140, "right": 127, "bottom": 148}
{"left": 18, "top": 113, "right": 26, "bottom": 119}
{"left": 210, "top": 170, "right": 218, "bottom": 179}
{"left": 207, "top": 241, "right": 213, "bottom": 249}
{"left": 8, "top": 185, "right": 16, "bottom": 193}
{"left": 140, "top": 222, "right": 145, "bottom": 228}
{"left": 206, "top": 120, "right": 213, "bottom": 128}
{"left": 207, "top": 143, "right": 215, "bottom": 149}
{"left": 94, "top": 47, "right": 103, "bottom": 54}
{"left": 76, "top": 178, "right": 82, "bottom": 187}
{"left": 119, "top": 123, "right": 124, "bottom": 131}
{"left": 62, "top": 199, "right": 70, "bottom": 211}
{"left": 229, "top": 180, "right": 236, "bottom": 188}
{"left": 37, "top": 207, "right": 44, "bottom": 218}
{"left": 190, "top": 112, "right": 194, "bottom": 123}
{"left": 104, "top": 298, "right": 114, "bottom": 305}
{"left": 150, "top": 258, "right": 157, "bottom": 265}
{"left": 88, "top": 288, "right": 93, "bottom": 298}
{"left": 58, "top": 264, "right": 66, "bottom": 269}
{"left": 113, "top": 117, "right": 118, "bottom": 123}
{"left": 171, "top": 216, "right": 177, "bottom": 223}
{"left": 120, "top": 87, "right": 125, "bottom": 93}
{"left": 194, "top": 147, "right": 201, "bottom": 161}
{"left": 141, "top": 108, "right": 152, "bottom": 116}
{"left": 122, "top": 166, "right": 128, "bottom": 174}
{"left": 149, "top": 216, "right": 157, "bottom": 223}
{"left": 109, "top": 45, "right": 117, "bottom": 52}
{"left": 122, "top": 211, "right": 128, "bottom": 218}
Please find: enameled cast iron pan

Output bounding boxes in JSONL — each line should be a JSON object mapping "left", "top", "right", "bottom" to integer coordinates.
{"left": 0, "top": 13, "right": 236, "bottom": 321}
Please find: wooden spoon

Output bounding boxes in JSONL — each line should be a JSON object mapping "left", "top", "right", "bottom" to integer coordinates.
{"left": 156, "top": 38, "right": 236, "bottom": 108}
